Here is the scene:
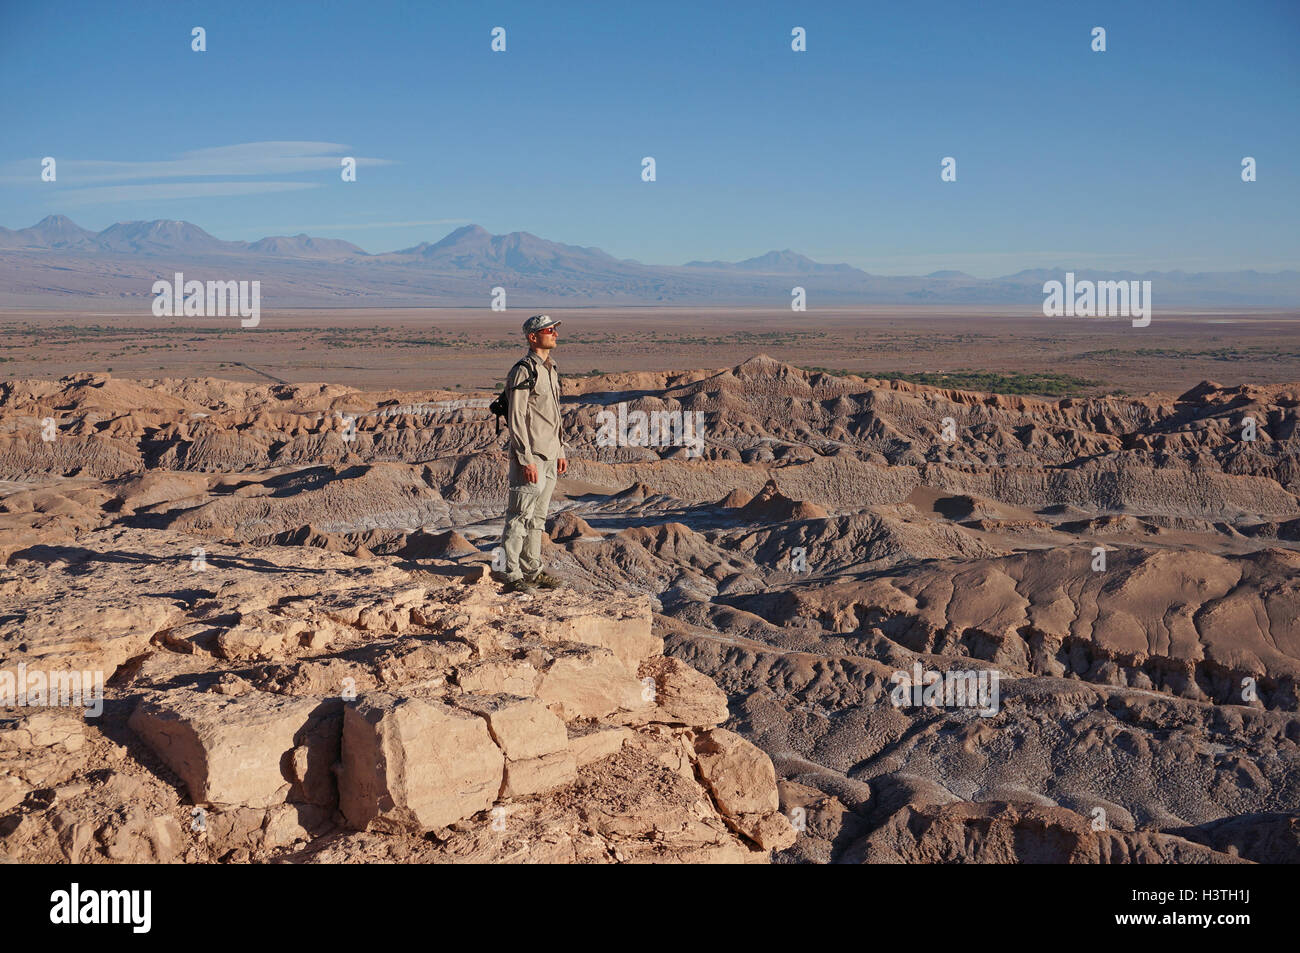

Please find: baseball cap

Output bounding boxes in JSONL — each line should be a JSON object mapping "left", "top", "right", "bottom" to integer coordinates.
{"left": 522, "top": 314, "right": 562, "bottom": 334}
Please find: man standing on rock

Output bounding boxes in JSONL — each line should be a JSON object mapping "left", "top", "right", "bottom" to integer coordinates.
{"left": 494, "top": 314, "right": 567, "bottom": 592}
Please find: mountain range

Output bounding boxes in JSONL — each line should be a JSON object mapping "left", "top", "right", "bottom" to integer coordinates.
{"left": 1, "top": 215, "right": 1297, "bottom": 308}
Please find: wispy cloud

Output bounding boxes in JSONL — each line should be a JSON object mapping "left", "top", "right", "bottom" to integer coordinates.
{"left": 0, "top": 141, "right": 395, "bottom": 186}
{"left": 52, "top": 181, "right": 322, "bottom": 207}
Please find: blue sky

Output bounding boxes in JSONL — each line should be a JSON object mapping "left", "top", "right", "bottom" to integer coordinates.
{"left": 2, "top": 0, "right": 1297, "bottom": 276}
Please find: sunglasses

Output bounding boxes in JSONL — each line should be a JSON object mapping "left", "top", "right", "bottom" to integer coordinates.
{"left": 533, "top": 327, "right": 558, "bottom": 335}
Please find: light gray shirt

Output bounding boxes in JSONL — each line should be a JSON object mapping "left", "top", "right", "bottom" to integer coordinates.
{"left": 506, "top": 350, "right": 564, "bottom": 467}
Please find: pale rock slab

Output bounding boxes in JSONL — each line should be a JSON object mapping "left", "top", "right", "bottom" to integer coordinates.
{"left": 5, "top": 600, "right": 180, "bottom": 676}
{"left": 502, "top": 750, "right": 578, "bottom": 798}
{"left": 692, "top": 728, "right": 780, "bottom": 816}
{"left": 128, "top": 689, "right": 340, "bottom": 808}
{"left": 376, "top": 640, "right": 472, "bottom": 684}
{"left": 1, "top": 711, "right": 86, "bottom": 752}
{"left": 454, "top": 694, "right": 567, "bottom": 762}
{"left": 544, "top": 596, "right": 661, "bottom": 675}
{"left": 613, "top": 655, "right": 729, "bottom": 727}
{"left": 731, "top": 811, "right": 797, "bottom": 852}
{"left": 631, "top": 726, "right": 699, "bottom": 783}
{"left": 567, "top": 726, "right": 632, "bottom": 767}
{"left": 535, "top": 647, "right": 649, "bottom": 720}
{"left": 692, "top": 727, "right": 796, "bottom": 851}
{"left": 0, "top": 774, "right": 25, "bottom": 814}
{"left": 338, "top": 693, "right": 503, "bottom": 833}
{"left": 455, "top": 658, "right": 539, "bottom": 696}
{"left": 215, "top": 614, "right": 309, "bottom": 660}
{"left": 454, "top": 694, "right": 576, "bottom": 798}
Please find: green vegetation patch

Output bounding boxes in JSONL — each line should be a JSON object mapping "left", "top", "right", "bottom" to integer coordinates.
{"left": 874, "top": 370, "right": 1098, "bottom": 395}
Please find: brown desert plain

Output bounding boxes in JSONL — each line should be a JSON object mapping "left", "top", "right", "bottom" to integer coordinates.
{"left": 1, "top": 306, "right": 1299, "bottom": 864}
{"left": 4, "top": 307, "right": 1300, "bottom": 392}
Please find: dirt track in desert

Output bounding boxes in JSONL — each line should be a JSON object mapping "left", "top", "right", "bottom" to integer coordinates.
{"left": 1, "top": 311, "right": 1299, "bottom": 863}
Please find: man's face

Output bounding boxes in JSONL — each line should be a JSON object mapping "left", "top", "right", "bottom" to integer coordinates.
{"left": 528, "top": 326, "right": 559, "bottom": 351}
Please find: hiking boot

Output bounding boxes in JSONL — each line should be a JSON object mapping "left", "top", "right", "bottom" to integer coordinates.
{"left": 503, "top": 578, "right": 536, "bottom": 594}
{"left": 489, "top": 569, "right": 512, "bottom": 583}
{"left": 527, "top": 571, "right": 565, "bottom": 590}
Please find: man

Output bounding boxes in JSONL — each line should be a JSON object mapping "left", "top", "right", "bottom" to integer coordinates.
{"left": 495, "top": 313, "right": 568, "bottom": 592}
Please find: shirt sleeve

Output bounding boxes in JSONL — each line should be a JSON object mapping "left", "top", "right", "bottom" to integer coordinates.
{"left": 556, "top": 368, "right": 567, "bottom": 459}
{"left": 506, "top": 362, "right": 537, "bottom": 468}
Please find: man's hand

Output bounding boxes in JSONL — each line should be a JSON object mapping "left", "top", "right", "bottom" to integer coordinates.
{"left": 522, "top": 464, "right": 539, "bottom": 484}
{"left": 557, "top": 457, "right": 568, "bottom": 476}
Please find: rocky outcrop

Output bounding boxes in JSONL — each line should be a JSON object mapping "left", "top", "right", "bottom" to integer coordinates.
{"left": 338, "top": 694, "right": 504, "bottom": 832}
{"left": 128, "top": 691, "right": 341, "bottom": 810}
{"left": 0, "top": 529, "right": 792, "bottom": 863}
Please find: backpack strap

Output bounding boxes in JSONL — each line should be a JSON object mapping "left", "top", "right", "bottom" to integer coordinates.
{"left": 493, "top": 358, "right": 538, "bottom": 436}
{"left": 507, "top": 358, "right": 538, "bottom": 392}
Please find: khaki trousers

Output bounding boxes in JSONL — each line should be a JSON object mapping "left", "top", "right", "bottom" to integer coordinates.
{"left": 501, "top": 456, "right": 557, "bottom": 581}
